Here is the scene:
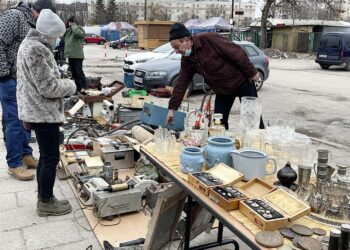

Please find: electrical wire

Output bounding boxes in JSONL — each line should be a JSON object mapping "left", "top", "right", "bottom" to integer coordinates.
{"left": 73, "top": 207, "right": 99, "bottom": 231}
{"left": 99, "top": 118, "right": 141, "bottom": 137}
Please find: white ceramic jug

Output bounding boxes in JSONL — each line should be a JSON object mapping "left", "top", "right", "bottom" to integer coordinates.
{"left": 231, "top": 149, "right": 277, "bottom": 181}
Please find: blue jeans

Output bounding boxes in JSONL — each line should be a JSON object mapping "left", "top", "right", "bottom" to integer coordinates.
{"left": 30, "top": 123, "right": 60, "bottom": 199}
{"left": 0, "top": 78, "right": 32, "bottom": 168}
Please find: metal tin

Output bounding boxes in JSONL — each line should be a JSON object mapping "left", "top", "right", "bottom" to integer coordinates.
{"left": 328, "top": 228, "right": 341, "bottom": 250}
{"left": 341, "top": 224, "right": 350, "bottom": 250}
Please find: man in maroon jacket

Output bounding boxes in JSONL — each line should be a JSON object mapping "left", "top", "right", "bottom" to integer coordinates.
{"left": 166, "top": 22, "right": 264, "bottom": 129}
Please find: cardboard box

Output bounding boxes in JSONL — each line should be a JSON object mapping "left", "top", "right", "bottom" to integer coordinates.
{"left": 188, "top": 163, "right": 243, "bottom": 196}
{"left": 239, "top": 188, "right": 311, "bottom": 231}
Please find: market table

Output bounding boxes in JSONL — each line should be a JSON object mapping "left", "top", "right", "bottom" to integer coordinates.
{"left": 140, "top": 143, "right": 332, "bottom": 250}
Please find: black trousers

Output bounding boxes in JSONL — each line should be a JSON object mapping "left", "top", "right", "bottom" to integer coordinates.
{"left": 68, "top": 58, "right": 87, "bottom": 91}
{"left": 214, "top": 80, "right": 265, "bottom": 130}
{"left": 30, "top": 123, "right": 60, "bottom": 199}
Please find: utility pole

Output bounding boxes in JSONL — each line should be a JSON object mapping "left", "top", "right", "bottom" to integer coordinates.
{"left": 144, "top": 0, "right": 147, "bottom": 20}
{"left": 231, "top": 0, "right": 234, "bottom": 20}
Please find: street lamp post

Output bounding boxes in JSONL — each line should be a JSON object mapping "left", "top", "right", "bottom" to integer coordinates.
{"left": 144, "top": 0, "right": 147, "bottom": 20}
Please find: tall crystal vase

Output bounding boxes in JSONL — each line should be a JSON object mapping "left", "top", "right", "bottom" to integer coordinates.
{"left": 240, "top": 96, "right": 262, "bottom": 131}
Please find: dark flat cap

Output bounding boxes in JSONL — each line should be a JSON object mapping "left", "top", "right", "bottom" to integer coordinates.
{"left": 169, "top": 22, "right": 191, "bottom": 41}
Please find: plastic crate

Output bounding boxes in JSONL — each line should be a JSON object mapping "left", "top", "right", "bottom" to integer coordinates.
{"left": 128, "top": 89, "right": 148, "bottom": 97}
{"left": 123, "top": 73, "right": 134, "bottom": 88}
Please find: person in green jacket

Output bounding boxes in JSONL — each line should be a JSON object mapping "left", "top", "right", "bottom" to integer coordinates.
{"left": 63, "top": 16, "right": 87, "bottom": 94}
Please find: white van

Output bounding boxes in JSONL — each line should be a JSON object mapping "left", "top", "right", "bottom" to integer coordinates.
{"left": 123, "top": 42, "right": 174, "bottom": 87}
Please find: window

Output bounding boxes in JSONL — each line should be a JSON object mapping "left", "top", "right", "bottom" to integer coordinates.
{"left": 321, "top": 35, "right": 341, "bottom": 49}
{"left": 243, "top": 45, "right": 259, "bottom": 56}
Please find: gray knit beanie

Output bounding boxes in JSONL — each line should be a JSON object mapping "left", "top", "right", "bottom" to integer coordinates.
{"left": 33, "top": 0, "right": 56, "bottom": 13}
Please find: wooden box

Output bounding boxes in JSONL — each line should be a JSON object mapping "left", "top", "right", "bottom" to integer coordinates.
{"left": 239, "top": 188, "right": 311, "bottom": 231}
{"left": 208, "top": 178, "right": 275, "bottom": 211}
{"left": 188, "top": 163, "right": 243, "bottom": 196}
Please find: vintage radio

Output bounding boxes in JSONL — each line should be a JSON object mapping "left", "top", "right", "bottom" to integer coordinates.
{"left": 239, "top": 188, "right": 311, "bottom": 231}
{"left": 188, "top": 163, "right": 243, "bottom": 196}
{"left": 209, "top": 177, "right": 275, "bottom": 211}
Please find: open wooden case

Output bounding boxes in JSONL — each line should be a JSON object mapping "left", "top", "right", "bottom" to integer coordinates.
{"left": 188, "top": 163, "right": 244, "bottom": 196}
{"left": 239, "top": 188, "right": 311, "bottom": 231}
{"left": 209, "top": 177, "right": 275, "bottom": 211}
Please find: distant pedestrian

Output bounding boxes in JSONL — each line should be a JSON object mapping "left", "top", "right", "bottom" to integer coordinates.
{"left": 63, "top": 16, "right": 87, "bottom": 94}
{"left": 17, "top": 9, "right": 76, "bottom": 216}
{"left": 0, "top": 0, "right": 56, "bottom": 181}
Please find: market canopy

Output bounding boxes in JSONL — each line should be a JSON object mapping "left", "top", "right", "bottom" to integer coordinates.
{"left": 101, "top": 22, "right": 137, "bottom": 31}
{"left": 184, "top": 17, "right": 233, "bottom": 33}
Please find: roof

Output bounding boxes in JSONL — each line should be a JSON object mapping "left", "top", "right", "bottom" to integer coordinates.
{"left": 250, "top": 18, "right": 350, "bottom": 28}
{"left": 185, "top": 17, "right": 233, "bottom": 31}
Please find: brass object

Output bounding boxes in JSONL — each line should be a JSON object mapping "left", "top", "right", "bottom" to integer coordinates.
{"left": 298, "top": 236, "right": 323, "bottom": 250}
{"left": 255, "top": 231, "right": 284, "bottom": 248}
{"left": 291, "top": 224, "right": 313, "bottom": 236}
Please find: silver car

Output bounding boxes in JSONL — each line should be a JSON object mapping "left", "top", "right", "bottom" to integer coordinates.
{"left": 133, "top": 41, "right": 270, "bottom": 92}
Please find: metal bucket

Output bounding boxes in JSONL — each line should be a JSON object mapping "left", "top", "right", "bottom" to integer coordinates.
{"left": 117, "top": 108, "right": 141, "bottom": 129}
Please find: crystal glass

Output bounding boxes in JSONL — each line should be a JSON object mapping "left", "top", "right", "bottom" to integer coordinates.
{"left": 240, "top": 96, "right": 262, "bottom": 131}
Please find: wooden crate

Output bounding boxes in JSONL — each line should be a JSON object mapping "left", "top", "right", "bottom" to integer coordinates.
{"left": 209, "top": 187, "right": 247, "bottom": 211}
{"left": 188, "top": 163, "right": 243, "bottom": 196}
{"left": 239, "top": 188, "right": 311, "bottom": 231}
{"left": 208, "top": 178, "right": 274, "bottom": 211}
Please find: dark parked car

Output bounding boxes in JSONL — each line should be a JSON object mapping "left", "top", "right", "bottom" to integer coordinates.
{"left": 110, "top": 35, "right": 138, "bottom": 49}
{"left": 315, "top": 32, "right": 350, "bottom": 71}
{"left": 134, "top": 41, "right": 269, "bottom": 92}
{"left": 83, "top": 33, "right": 106, "bottom": 45}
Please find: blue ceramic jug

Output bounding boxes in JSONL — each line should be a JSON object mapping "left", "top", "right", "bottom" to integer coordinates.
{"left": 204, "top": 136, "right": 235, "bottom": 169}
{"left": 180, "top": 147, "right": 205, "bottom": 174}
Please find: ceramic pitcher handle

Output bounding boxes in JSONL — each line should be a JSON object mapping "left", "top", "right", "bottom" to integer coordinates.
{"left": 313, "top": 162, "right": 317, "bottom": 175}
{"left": 266, "top": 157, "right": 277, "bottom": 175}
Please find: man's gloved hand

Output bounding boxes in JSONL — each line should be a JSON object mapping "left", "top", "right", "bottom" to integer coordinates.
{"left": 166, "top": 109, "right": 174, "bottom": 125}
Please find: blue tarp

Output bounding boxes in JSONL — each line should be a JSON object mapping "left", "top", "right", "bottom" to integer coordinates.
{"left": 101, "top": 22, "right": 137, "bottom": 41}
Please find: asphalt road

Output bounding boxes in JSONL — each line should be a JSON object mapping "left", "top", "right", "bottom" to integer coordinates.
{"left": 83, "top": 44, "right": 350, "bottom": 162}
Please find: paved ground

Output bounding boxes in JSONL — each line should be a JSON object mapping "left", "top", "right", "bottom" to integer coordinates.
{"left": 1, "top": 44, "right": 349, "bottom": 250}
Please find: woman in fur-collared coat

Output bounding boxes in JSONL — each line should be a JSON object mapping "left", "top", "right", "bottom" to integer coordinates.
{"left": 17, "top": 9, "right": 76, "bottom": 217}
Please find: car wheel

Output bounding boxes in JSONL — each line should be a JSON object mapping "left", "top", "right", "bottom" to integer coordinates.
{"left": 320, "top": 64, "right": 329, "bottom": 69}
{"left": 83, "top": 40, "right": 87, "bottom": 45}
{"left": 98, "top": 41, "right": 105, "bottom": 45}
{"left": 345, "top": 62, "right": 350, "bottom": 71}
{"left": 117, "top": 43, "right": 121, "bottom": 49}
{"left": 255, "top": 71, "right": 264, "bottom": 91}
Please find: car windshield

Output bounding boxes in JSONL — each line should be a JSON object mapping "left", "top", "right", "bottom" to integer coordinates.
{"left": 153, "top": 42, "right": 174, "bottom": 53}
{"left": 321, "top": 35, "right": 341, "bottom": 48}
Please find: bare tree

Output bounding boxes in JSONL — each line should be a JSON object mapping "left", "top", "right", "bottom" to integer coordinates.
{"left": 259, "top": 0, "right": 341, "bottom": 48}
{"left": 117, "top": 3, "right": 139, "bottom": 24}
{"left": 206, "top": 4, "right": 227, "bottom": 18}
{"left": 148, "top": 3, "right": 170, "bottom": 21}
{"left": 177, "top": 12, "right": 189, "bottom": 22}
{"left": 57, "top": 3, "right": 89, "bottom": 26}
